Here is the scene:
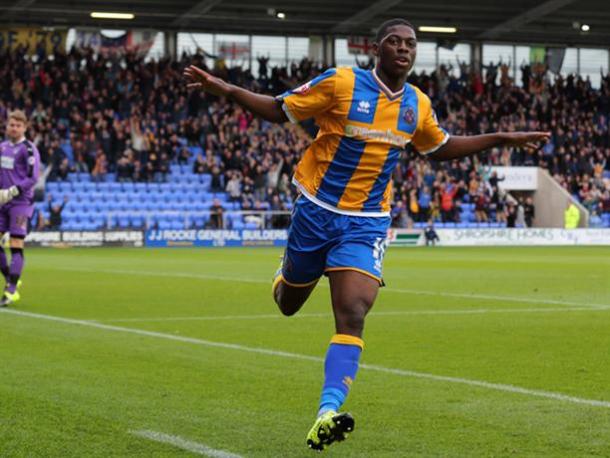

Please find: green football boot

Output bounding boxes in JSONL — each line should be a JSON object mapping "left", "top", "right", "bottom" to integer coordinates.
{"left": 306, "top": 411, "right": 355, "bottom": 452}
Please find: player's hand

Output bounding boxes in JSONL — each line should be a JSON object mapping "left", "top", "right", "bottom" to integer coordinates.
{"left": 183, "top": 65, "right": 232, "bottom": 97}
{"left": 0, "top": 186, "right": 19, "bottom": 205}
{"left": 502, "top": 132, "right": 551, "bottom": 150}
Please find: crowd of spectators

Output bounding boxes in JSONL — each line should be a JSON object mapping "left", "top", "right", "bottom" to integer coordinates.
{"left": 0, "top": 44, "right": 608, "bottom": 228}
{"left": 390, "top": 59, "right": 609, "bottom": 227}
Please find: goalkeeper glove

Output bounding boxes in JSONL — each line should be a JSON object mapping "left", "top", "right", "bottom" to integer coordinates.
{"left": 0, "top": 186, "right": 20, "bottom": 205}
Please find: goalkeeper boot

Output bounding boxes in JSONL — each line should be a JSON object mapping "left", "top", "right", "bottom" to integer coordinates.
{"left": 0, "top": 290, "right": 20, "bottom": 307}
{"left": 306, "top": 411, "right": 355, "bottom": 452}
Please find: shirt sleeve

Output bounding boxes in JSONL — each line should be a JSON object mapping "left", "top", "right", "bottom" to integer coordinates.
{"left": 411, "top": 93, "right": 450, "bottom": 155}
{"left": 15, "top": 141, "right": 41, "bottom": 193}
{"left": 275, "top": 68, "right": 338, "bottom": 123}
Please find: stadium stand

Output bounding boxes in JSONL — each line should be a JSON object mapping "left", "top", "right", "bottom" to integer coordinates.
{"left": 0, "top": 46, "right": 608, "bottom": 231}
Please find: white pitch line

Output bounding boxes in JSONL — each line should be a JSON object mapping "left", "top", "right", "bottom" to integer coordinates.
{"left": 52, "top": 266, "right": 608, "bottom": 309}
{"left": 383, "top": 287, "right": 607, "bottom": 309}
{"left": 131, "top": 430, "right": 242, "bottom": 458}
{"left": 3, "top": 308, "right": 610, "bottom": 409}
{"left": 96, "top": 306, "right": 610, "bottom": 323}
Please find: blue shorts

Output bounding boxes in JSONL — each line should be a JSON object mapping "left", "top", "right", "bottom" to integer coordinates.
{"left": 281, "top": 196, "right": 390, "bottom": 286}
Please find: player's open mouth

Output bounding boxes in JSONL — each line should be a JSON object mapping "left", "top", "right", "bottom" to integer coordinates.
{"left": 395, "top": 57, "right": 410, "bottom": 67}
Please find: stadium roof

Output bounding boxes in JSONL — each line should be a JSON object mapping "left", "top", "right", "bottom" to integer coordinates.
{"left": 1, "top": 0, "right": 609, "bottom": 47}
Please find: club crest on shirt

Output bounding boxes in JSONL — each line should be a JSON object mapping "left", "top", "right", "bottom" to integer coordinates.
{"left": 403, "top": 106, "right": 416, "bottom": 125}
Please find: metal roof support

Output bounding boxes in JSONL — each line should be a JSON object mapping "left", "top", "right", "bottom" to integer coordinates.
{"left": 172, "top": 0, "right": 225, "bottom": 27}
{"left": 332, "top": 0, "right": 404, "bottom": 33}
{"left": 480, "top": 0, "right": 576, "bottom": 39}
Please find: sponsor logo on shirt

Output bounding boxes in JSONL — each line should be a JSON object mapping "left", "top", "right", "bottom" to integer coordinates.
{"left": 1, "top": 156, "right": 15, "bottom": 170}
{"left": 344, "top": 124, "right": 409, "bottom": 147}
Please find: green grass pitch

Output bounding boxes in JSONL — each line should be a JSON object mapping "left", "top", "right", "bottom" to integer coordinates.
{"left": 1, "top": 246, "right": 609, "bottom": 457}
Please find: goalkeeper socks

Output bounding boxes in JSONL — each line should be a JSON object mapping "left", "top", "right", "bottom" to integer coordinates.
{"left": 0, "top": 248, "right": 8, "bottom": 280}
{"left": 317, "top": 334, "right": 363, "bottom": 417}
{"left": 7, "top": 248, "right": 23, "bottom": 294}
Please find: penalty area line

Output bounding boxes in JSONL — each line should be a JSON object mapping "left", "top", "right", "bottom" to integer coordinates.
{"left": 3, "top": 308, "right": 610, "bottom": 410}
{"left": 131, "top": 430, "right": 242, "bottom": 458}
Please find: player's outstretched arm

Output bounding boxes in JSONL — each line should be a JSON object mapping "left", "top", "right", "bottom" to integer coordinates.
{"left": 183, "top": 65, "right": 288, "bottom": 123}
{"left": 429, "top": 132, "right": 551, "bottom": 162}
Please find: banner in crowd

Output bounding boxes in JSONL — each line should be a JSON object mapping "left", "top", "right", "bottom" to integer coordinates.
{"left": 74, "top": 30, "right": 157, "bottom": 56}
{"left": 489, "top": 166, "right": 538, "bottom": 190}
{"left": 217, "top": 41, "right": 250, "bottom": 60}
{"left": 145, "top": 229, "right": 288, "bottom": 247}
{"left": 0, "top": 28, "right": 66, "bottom": 54}
{"left": 347, "top": 36, "right": 375, "bottom": 56}
{"left": 26, "top": 231, "right": 144, "bottom": 247}
{"left": 387, "top": 229, "right": 421, "bottom": 246}
{"left": 431, "top": 228, "right": 610, "bottom": 246}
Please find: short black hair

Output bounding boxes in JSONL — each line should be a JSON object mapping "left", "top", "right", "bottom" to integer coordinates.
{"left": 375, "top": 18, "right": 415, "bottom": 43}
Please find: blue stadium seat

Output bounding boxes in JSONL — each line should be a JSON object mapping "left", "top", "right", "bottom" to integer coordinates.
{"left": 107, "top": 183, "right": 121, "bottom": 193}
{"left": 232, "top": 220, "right": 245, "bottom": 230}
{"left": 130, "top": 216, "right": 144, "bottom": 227}
{"left": 117, "top": 216, "right": 130, "bottom": 228}
{"left": 158, "top": 220, "right": 172, "bottom": 230}
{"left": 170, "top": 221, "right": 184, "bottom": 230}
{"left": 188, "top": 146, "right": 204, "bottom": 156}
{"left": 46, "top": 182, "right": 60, "bottom": 194}
{"left": 77, "top": 173, "right": 91, "bottom": 183}
{"left": 121, "top": 182, "right": 136, "bottom": 193}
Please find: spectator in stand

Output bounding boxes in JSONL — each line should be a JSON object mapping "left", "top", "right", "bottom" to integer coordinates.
{"left": 0, "top": 44, "right": 607, "bottom": 227}
{"left": 516, "top": 199, "right": 527, "bottom": 227}
{"left": 116, "top": 153, "right": 135, "bottom": 182}
{"left": 47, "top": 195, "right": 68, "bottom": 230}
{"left": 226, "top": 171, "right": 242, "bottom": 202}
{"left": 474, "top": 192, "right": 489, "bottom": 223}
{"left": 417, "top": 186, "right": 431, "bottom": 222}
{"left": 91, "top": 149, "right": 108, "bottom": 182}
{"left": 270, "top": 195, "right": 289, "bottom": 229}
{"left": 492, "top": 187, "right": 507, "bottom": 224}
{"left": 440, "top": 182, "right": 457, "bottom": 222}
{"left": 391, "top": 200, "right": 409, "bottom": 228}
{"left": 193, "top": 153, "right": 207, "bottom": 174}
{"left": 408, "top": 190, "right": 420, "bottom": 223}
{"left": 210, "top": 166, "right": 224, "bottom": 192}
{"left": 524, "top": 196, "right": 535, "bottom": 227}
{"left": 564, "top": 201, "right": 581, "bottom": 229}
{"left": 55, "top": 157, "right": 71, "bottom": 182}
{"left": 488, "top": 171, "right": 505, "bottom": 189}
{"left": 424, "top": 221, "right": 440, "bottom": 246}
{"left": 209, "top": 198, "right": 224, "bottom": 229}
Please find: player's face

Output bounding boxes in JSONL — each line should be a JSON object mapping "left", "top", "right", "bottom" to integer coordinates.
{"left": 6, "top": 118, "right": 26, "bottom": 143}
{"left": 375, "top": 25, "right": 417, "bottom": 79}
